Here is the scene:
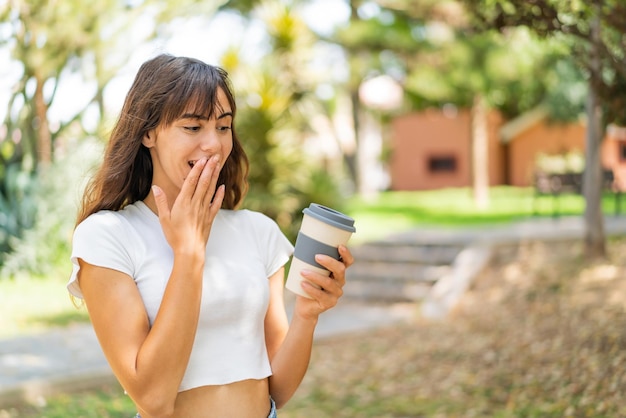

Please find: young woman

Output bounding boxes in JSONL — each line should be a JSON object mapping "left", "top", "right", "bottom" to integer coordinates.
{"left": 67, "top": 54, "right": 353, "bottom": 418}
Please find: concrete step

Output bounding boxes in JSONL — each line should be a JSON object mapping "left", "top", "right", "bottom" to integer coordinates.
{"left": 351, "top": 243, "right": 462, "bottom": 265}
{"left": 348, "top": 261, "right": 451, "bottom": 283}
{"left": 343, "top": 240, "right": 462, "bottom": 303}
{"left": 343, "top": 280, "right": 433, "bottom": 303}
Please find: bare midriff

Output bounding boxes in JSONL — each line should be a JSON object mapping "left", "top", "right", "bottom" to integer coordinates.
{"left": 138, "top": 378, "right": 271, "bottom": 418}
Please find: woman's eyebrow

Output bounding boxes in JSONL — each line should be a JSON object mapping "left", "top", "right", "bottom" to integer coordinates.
{"left": 180, "top": 113, "right": 208, "bottom": 120}
{"left": 179, "top": 111, "right": 233, "bottom": 121}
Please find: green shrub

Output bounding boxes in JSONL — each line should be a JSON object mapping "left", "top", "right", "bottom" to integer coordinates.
{"left": 1, "top": 138, "right": 103, "bottom": 279}
{"left": 0, "top": 162, "right": 38, "bottom": 263}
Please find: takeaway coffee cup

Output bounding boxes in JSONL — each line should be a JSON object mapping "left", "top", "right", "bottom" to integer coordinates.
{"left": 286, "top": 203, "right": 356, "bottom": 299}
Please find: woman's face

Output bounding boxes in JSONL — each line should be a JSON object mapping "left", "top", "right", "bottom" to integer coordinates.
{"left": 143, "top": 88, "right": 234, "bottom": 200}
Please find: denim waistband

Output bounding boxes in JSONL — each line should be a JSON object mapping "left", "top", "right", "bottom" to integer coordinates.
{"left": 268, "top": 397, "right": 277, "bottom": 418}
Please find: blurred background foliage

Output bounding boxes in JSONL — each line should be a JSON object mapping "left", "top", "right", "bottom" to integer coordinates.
{"left": 0, "top": 0, "right": 624, "bottom": 277}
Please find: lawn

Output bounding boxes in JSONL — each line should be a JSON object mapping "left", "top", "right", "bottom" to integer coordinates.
{"left": 0, "top": 276, "right": 90, "bottom": 339}
{"left": 285, "top": 239, "right": 626, "bottom": 417}
{"left": 3, "top": 237, "right": 626, "bottom": 417}
{"left": 345, "top": 186, "right": 621, "bottom": 243}
{"left": 0, "top": 187, "right": 625, "bottom": 416}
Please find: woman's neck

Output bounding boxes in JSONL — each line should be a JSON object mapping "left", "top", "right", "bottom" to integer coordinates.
{"left": 142, "top": 190, "right": 159, "bottom": 216}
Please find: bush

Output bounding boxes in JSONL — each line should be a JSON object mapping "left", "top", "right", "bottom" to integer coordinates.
{"left": 0, "top": 162, "right": 38, "bottom": 263}
{"left": 1, "top": 138, "right": 103, "bottom": 279}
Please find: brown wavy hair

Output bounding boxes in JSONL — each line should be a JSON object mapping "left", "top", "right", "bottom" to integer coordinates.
{"left": 76, "top": 54, "right": 249, "bottom": 225}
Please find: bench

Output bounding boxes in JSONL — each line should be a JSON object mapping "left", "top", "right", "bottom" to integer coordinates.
{"left": 533, "top": 169, "right": 622, "bottom": 217}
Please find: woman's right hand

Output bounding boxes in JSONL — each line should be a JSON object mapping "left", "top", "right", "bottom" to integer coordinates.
{"left": 152, "top": 155, "right": 225, "bottom": 258}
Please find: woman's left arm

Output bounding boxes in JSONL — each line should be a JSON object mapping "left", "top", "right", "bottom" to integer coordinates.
{"left": 264, "top": 245, "right": 354, "bottom": 409}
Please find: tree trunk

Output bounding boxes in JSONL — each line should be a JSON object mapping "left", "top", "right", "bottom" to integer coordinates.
{"left": 582, "top": 14, "right": 606, "bottom": 259}
{"left": 471, "top": 93, "right": 489, "bottom": 209}
{"left": 583, "top": 85, "right": 606, "bottom": 258}
{"left": 34, "top": 76, "right": 52, "bottom": 167}
{"left": 345, "top": 0, "right": 362, "bottom": 194}
{"left": 348, "top": 88, "right": 361, "bottom": 193}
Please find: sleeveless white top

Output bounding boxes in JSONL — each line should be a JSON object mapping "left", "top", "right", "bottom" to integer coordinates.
{"left": 67, "top": 201, "right": 294, "bottom": 390}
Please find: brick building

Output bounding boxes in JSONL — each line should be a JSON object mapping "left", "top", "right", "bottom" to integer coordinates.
{"left": 389, "top": 107, "right": 626, "bottom": 190}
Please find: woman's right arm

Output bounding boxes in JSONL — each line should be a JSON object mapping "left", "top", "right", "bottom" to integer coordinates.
{"left": 78, "top": 156, "right": 223, "bottom": 418}
{"left": 79, "top": 256, "right": 203, "bottom": 418}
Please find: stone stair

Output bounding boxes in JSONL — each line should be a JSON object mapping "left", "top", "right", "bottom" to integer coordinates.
{"left": 344, "top": 240, "right": 465, "bottom": 302}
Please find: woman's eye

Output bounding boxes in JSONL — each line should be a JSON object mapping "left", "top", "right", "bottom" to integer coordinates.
{"left": 184, "top": 126, "right": 200, "bottom": 132}
{"left": 218, "top": 126, "right": 232, "bottom": 132}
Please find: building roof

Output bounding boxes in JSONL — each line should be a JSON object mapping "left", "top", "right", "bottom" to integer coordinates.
{"left": 607, "top": 124, "right": 626, "bottom": 141}
{"left": 499, "top": 105, "right": 549, "bottom": 144}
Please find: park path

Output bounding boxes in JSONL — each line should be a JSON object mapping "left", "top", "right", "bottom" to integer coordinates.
{"left": 2, "top": 215, "right": 626, "bottom": 409}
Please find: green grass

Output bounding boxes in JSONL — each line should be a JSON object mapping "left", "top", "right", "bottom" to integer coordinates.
{"left": 0, "top": 276, "right": 89, "bottom": 339}
{"left": 344, "top": 186, "right": 624, "bottom": 243}
{"left": 0, "top": 384, "right": 136, "bottom": 418}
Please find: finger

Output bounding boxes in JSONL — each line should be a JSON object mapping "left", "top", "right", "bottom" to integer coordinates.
{"left": 338, "top": 245, "right": 354, "bottom": 267}
{"left": 302, "top": 269, "right": 344, "bottom": 294}
{"left": 314, "top": 254, "right": 347, "bottom": 287}
{"left": 151, "top": 185, "right": 170, "bottom": 219}
{"left": 193, "top": 155, "right": 220, "bottom": 207}
{"left": 300, "top": 279, "right": 341, "bottom": 308}
{"left": 203, "top": 155, "right": 223, "bottom": 208}
{"left": 179, "top": 157, "right": 208, "bottom": 202}
{"left": 300, "top": 281, "right": 326, "bottom": 301}
{"left": 209, "top": 184, "right": 225, "bottom": 217}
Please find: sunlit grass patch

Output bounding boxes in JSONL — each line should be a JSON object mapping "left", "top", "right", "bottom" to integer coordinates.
{"left": 0, "top": 277, "right": 89, "bottom": 339}
{"left": 345, "top": 186, "right": 620, "bottom": 243}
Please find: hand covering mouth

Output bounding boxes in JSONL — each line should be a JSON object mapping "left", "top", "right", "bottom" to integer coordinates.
{"left": 189, "top": 157, "right": 217, "bottom": 168}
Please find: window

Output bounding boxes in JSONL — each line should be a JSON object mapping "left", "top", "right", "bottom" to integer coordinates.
{"left": 428, "top": 155, "right": 457, "bottom": 173}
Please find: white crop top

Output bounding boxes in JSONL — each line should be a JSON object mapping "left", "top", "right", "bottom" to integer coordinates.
{"left": 67, "top": 201, "right": 294, "bottom": 390}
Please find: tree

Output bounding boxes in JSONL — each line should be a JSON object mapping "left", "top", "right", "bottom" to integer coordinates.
{"left": 408, "top": 25, "right": 565, "bottom": 206}
{"left": 0, "top": 0, "right": 226, "bottom": 269}
{"left": 0, "top": 0, "right": 123, "bottom": 258}
{"left": 0, "top": 0, "right": 227, "bottom": 166}
{"left": 329, "top": 0, "right": 439, "bottom": 194}
{"left": 219, "top": 0, "right": 343, "bottom": 239}
{"left": 326, "top": 1, "right": 559, "bottom": 208}
{"left": 461, "top": 0, "right": 626, "bottom": 258}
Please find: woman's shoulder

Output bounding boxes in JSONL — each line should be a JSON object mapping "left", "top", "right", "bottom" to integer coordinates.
{"left": 75, "top": 202, "right": 148, "bottom": 236}
{"left": 76, "top": 209, "right": 121, "bottom": 231}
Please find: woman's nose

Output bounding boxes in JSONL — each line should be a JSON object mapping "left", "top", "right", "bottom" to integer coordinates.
{"left": 199, "top": 131, "right": 219, "bottom": 151}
